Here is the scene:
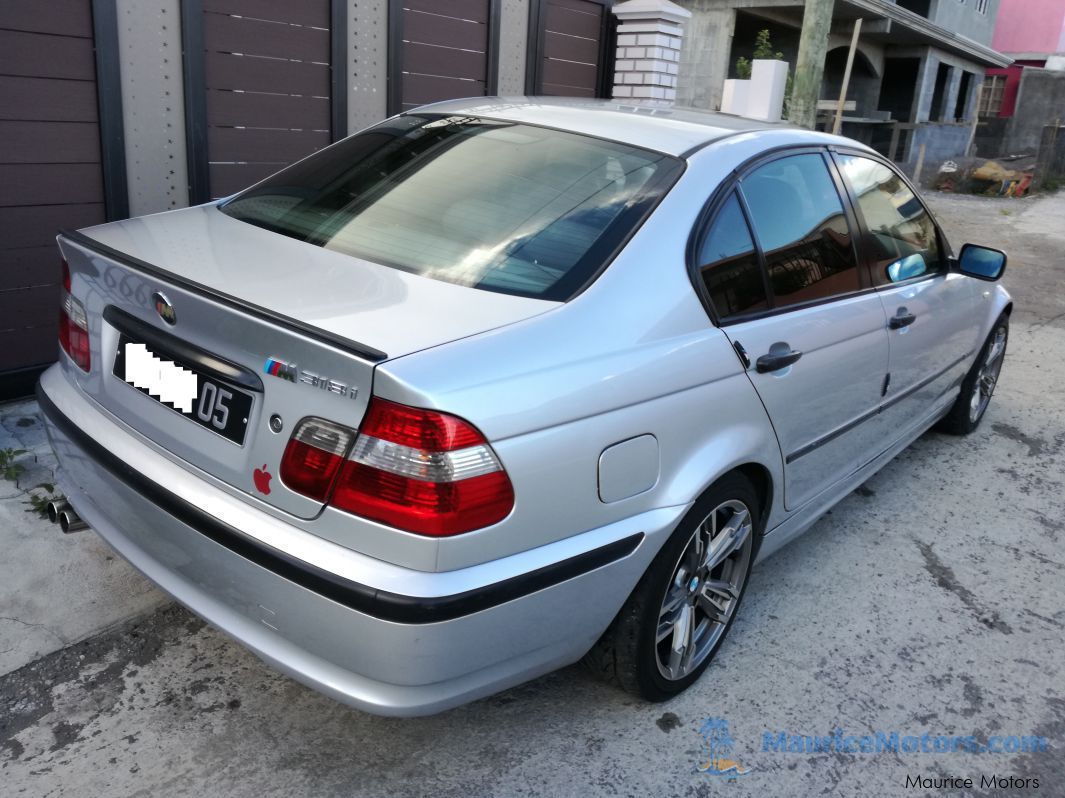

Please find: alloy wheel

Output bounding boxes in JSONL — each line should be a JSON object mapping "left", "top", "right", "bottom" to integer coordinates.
{"left": 655, "top": 499, "right": 754, "bottom": 681}
{"left": 970, "top": 326, "right": 1007, "bottom": 423}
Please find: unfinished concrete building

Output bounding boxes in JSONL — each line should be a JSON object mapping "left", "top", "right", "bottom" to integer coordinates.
{"left": 675, "top": 0, "right": 1011, "bottom": 163}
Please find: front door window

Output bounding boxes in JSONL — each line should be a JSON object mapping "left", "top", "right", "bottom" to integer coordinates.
{"left": 835, "top": 154, "right": 942, "bottom": 285}
{"left": 740, "top": 153, "right": 861, "bottom": 309}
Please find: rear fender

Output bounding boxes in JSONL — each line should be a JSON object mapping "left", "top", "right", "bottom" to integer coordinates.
{"left": 658, "top": 414, "right": 784, "bottom": 538}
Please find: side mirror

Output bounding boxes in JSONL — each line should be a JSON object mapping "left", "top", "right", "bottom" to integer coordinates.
{"left": 958, "top": 244, "right": 1007, "bottom": 281}
{"left": 886, "top": 253, "right": 929, "bottom": 283}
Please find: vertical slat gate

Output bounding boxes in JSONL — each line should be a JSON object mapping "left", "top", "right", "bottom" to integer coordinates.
{"left": 530, "top": 0, "right": 611, "bottom": 98}
{"left": 389, "top": 0, "right": 497, "bottom": 114}
{"left": 0, "top": 0, "right": 108, "bottom": 380}
{"left": 193, "top": 0, "right": 335, "bottom": 200}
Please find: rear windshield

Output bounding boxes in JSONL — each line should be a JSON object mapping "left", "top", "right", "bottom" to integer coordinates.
{"left": 219, "top": 115, "right": 682, "bottom": 301}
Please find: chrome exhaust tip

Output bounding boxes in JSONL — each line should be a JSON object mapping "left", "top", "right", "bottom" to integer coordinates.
{"left": 47, "top": 500, "right": 70, "bottom": 524}
{"left": 59, "top": 508, "right": 88, "bottom": 533}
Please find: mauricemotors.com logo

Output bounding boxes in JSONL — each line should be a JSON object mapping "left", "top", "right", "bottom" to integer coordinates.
{"left": 694, "top": 718, "right": 1049, "bottom": 784}
{"left": 761, "top": 727, "right": 1049, "bottom": 756}
{"left": 761, "top": 726, "right": 1049, "bottom": 791}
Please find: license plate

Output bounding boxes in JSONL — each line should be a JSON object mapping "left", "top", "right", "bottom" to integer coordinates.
{"left": 113, "top": 334, "right": 253, "bottom": 445}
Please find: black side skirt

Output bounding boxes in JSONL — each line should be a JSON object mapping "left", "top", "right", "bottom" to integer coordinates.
{"left": 37, "top": 384, "right": 643, "bottom": 625}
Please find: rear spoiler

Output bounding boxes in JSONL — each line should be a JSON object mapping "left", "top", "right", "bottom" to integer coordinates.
{"left": 59, "top": 228, "right": 389, "bottom": 363}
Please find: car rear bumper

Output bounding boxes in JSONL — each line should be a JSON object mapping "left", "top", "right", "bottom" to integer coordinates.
{"left": 37, "top": 365, "right": 682, "bottom": 715}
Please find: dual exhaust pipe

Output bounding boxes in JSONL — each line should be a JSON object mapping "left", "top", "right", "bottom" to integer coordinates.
{"left": 46, "top": 500, "right": 88, "bottom": 533}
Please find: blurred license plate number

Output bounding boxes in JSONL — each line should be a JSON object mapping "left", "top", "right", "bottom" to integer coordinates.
{"left": 113, "top": 336, "right": 251, "bottom": 445}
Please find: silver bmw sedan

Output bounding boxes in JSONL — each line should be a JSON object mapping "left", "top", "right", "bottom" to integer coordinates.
{"left": 39, "top": 98, "right": 1011, "bottom": 716}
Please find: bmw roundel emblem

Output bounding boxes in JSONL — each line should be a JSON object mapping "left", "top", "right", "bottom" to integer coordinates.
{"left": 152, "top": 291, "right": 176, "bottom": 325}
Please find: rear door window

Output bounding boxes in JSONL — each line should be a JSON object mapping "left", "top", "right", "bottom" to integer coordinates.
{"left": 739, "top": 153, "right": 861, "bottom": 309}
{"left": 835, "top": 154, "right": 943, "bottom": 285}
{"left": 695, "top": 192, "right": 768, "bottom": 318}
{"left": 220, "top": 115, "right": 683, "bottom": 301}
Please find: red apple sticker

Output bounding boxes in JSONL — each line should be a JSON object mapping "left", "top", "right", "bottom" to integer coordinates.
{"left": 253, "top": 464, "right": 272, "bottom": 495}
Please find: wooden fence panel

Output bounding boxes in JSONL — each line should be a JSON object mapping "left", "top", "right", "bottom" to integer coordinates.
{"left": 199, "top": 1, "right": 333, "bottom": 199}
{"left": 0, "top": 2, "right": 104, "bottom": 376}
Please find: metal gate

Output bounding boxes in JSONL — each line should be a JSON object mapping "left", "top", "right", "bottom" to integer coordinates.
{"left": 388, "top": 0, "right": 499, "bottom": 115}
{"left": 527, "top": 0, "right": 612, "bottom": 98}
{"left": 183, "top": 0, "right": 345, "bottom": 202}
{"left": 0, "top": 0, "right": 124, "bottom": 390}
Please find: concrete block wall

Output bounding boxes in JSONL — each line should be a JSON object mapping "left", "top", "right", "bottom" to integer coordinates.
{"left": 906, "top": 122, "right": 972, "bottom": 167}
{"left": 1003, "top": 68, "right": 1065, "bottom": 154}
{"left": 1030, "top": 123, "right": 1065, "bottom": 190}
{"left": 674, "top": 3, "right": 734, "bottom": 110}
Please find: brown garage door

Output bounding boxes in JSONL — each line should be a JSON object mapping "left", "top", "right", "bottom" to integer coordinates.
{"left": 190, "top": 0, "right": 336, "bottom": 200}
{"left": 0, "top": 0, "right": 107, "bottom": 381}
{"left": 389, "top": 0, "right": 497, "bottom": 114}
{"left": 530, "top": 0, "right": 611, "bottom": 97}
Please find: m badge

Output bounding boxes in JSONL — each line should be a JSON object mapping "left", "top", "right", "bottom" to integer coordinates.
{"left": 264, "top": 358, "right": 298, "bottom": 382}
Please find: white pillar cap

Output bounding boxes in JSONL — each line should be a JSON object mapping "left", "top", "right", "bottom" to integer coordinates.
{"left": 611, "top": 0, "right": 692, "bottom": 26}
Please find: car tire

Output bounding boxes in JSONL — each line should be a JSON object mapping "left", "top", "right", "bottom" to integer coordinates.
{"left": 937, "top": 313, "right": 1009, "bottom": 436}
{"left": 583, "top": 472, "right": 761, "bottom": 701}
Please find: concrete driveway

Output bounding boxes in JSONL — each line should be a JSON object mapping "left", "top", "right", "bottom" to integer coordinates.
{"left": 2, "top": 191, "right": 1063, "bottom": 798}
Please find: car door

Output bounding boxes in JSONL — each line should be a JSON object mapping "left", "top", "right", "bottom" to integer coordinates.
{"left": 692, "top": 150, "right": 890, "bottom": 510}
{"left": 833, "top": 153, "right": 977, "bottom": 443}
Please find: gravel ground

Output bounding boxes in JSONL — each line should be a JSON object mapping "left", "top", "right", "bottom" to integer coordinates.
{"left": 1, "top": 190, "right": 1063, "bottom": 798}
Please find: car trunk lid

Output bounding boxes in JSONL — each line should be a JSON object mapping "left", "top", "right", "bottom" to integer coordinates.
{"left": 57, "top": 206, "right": 556, "bottom": 519}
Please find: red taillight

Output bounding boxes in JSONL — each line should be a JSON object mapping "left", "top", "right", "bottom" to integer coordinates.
{"left": 358, "top": 398, "right": 484, "bottom": 451}
{"left": 278, "top": 399, "right": 514, "bottom": 536}
{"left": 58, "top": 260, "right": 90, "bottom": 372}
{"left": 332, "top": 465, "right": 513, "bottom": 537}
{"left": 279, "top": 400, "right": 513, "bottom": 536}
{"left": 336, "top": 399, "right": 513, "bottom": 535}
{"left": 280, "top": 418, "right": 354, "bottom": 501}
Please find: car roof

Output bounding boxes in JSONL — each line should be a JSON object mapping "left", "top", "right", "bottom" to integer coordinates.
{"left": 405, "top": 96, "right": 803, "bottom": 158}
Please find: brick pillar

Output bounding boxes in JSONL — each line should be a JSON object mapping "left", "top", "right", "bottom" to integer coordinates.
{"left": 610, "top": 0, "right": 691, "bottom": 104}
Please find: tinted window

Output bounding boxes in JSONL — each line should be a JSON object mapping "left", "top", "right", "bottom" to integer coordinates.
{"left": 741, "top": 153, "right": 860, "bottom": 308}
{"left": 220, "top": 115, "right": 682, "bottom": 301}
{"left": 696, "top": 193, "right": 767, "bottom": 318}
{"left": 836, "top": 154, "right": 942, "bottom": 284}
